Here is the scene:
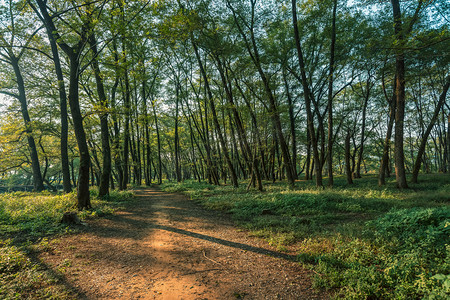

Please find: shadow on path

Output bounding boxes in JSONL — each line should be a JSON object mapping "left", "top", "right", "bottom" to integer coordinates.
{"left": 150, "top": 223, "right": 299, "bottom": 261}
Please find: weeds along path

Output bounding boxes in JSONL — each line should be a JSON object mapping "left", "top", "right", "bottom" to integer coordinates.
{"left": 39, "top": 187, "right": 326, "bottom": 299}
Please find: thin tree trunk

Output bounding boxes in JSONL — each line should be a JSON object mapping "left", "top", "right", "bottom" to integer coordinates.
{"left": 175, "top": 81, "right": 181, "bottom": 182}
{"left": 356, "top": 75, "right": 371, "bottom": 178}
{"left": 88, "top": 32, "right": 111, "bottom": 198}
{"left": 283, "top": 70, "right": 298, "bottom": 180}
{"left": 379, "top": 74, "right": 397, "bottom": 186}
{"left": 151, "top": 99, "right": 163, "bottom": 184}
{"left": 8, "top": 55, "right": 45, "bottom": 192}
{"left": 31, "top": 2, "right": 71, "bottom": 193}
{"left": 121, "top": 68, "right": 131, "bottom": 190}
{"left": 391, "top": 0, "right": 408, "bottom": 189}
{"left": 327, "top": 0, "right": 337, "bottom": 187}
{"left": 345, "top": 131, "right": 353, "bottom": 184}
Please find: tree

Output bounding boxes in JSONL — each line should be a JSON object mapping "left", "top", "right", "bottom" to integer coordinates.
{"left": 33, "top": 0, "right": 94, "bottom": 209}
{"left": 0, "top": 2, "right": 45, "bottom": 191}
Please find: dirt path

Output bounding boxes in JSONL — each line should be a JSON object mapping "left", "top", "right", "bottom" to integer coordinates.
{"left": 39, "top": 188, "right": 326, "bottom": 299}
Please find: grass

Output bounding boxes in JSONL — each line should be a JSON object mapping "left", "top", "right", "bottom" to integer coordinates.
{"left": 161, "top": 174, "right": 450, "bottom": 299}
{"left": 0, "top": 188, "right": 134, "bottom": 299}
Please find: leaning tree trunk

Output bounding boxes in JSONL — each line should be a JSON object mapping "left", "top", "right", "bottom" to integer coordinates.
{"left": 121, "top": 65, "right": 131, "bottom": 190}
{"left": 283, "top": 70, "right": 298, "bottom": 181}
{"left": 41, "top": 15, "right": 71, "bottom": 193}
{"left": 215, "top": 56, "right": 263, "bottom": 191}
{"left": 174, "top": 81, "right": 182, "bottom": 183}
{"left": 10, "top": 56, "right": 45, "bottom": 192}
{"left": 411, "top": 75, "right": 450, "bottom": 183}
{"left": 227, "top": 0, "right": 295, "bottom": 186}
{"left": 34, "top": 0, "right": 90, "bottom": 208}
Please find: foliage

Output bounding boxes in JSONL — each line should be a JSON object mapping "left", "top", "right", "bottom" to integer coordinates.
{"left": 161, "top": 175, "right": 450, "bottom": 299}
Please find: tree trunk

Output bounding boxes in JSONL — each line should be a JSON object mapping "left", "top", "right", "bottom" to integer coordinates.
{"left": 345, "top": 131, "right": 353, "bottom": 184}
{"left": 327, "top": 0, "right": 337, "bottom": 187}
{"left": 305, "top": 126, "right": 311, "bottom": 180}
{"left": 175, "top": 81, "right": 181, "bottom": 182}
{"left": 34, "top": 0, "right": 90, "bottom": 208}
{"left": 356, "top": 75, "right": 371, "bottom": 178}
{"left": 447, "top": 114, "right": 450, "bottom": 173}
{"left": 121, "top": 67, "right": 131, "bottom": 190}
{"left": 39, "top": 12, "right": 71, "bottom": 192}
{"left": 68, "top": 56, "right": 91, "bottom": 209}
{"left": 391, "top": 0, "right": 408, "bottom": 189}
{"left": 283, "top": 70, "right": 298, "bottom": 180}
{"left": 151, "top": 99, "right": 163, "bottom": 184}
{"left": 89, "top": 33, "right": 111, "bottom": 198}
{"left": 9, "top": 56, "right": 45, "bottom": 192}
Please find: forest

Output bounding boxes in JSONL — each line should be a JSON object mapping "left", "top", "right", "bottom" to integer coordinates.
{"left": 0, "top": 0, "right": 449, "bottom": 299}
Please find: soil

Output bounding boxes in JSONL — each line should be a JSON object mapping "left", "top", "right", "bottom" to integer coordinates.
{"left": 38, "top": 187, "right": 328, "bottom": 299}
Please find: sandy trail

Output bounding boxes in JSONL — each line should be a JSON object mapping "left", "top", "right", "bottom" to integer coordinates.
{"left": 38, "top": 188, "right": 326, "bottom": 299}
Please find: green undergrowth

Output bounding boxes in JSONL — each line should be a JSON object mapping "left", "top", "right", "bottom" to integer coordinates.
{"left": 161, "top": 174, "right": 450, "bottom": 299}
{"left": 0, "top": 188, "right": 134, "bottom": 299}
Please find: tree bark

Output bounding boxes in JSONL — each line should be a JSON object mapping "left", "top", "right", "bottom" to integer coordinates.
{"left": 175, "top": 80, "right": 181, "bottom": 182}
{"left": 151, "top": 99, "right": 163, "bottom": 184}
{"left": 283, "top": 70, "right": 298, "bottom": 181}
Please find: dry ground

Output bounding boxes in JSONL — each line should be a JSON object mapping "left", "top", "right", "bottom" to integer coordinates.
{"left": 37, "top": 188, "right": 327, "bottom": 299}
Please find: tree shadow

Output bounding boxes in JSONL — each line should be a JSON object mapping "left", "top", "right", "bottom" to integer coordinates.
{"left": 150, "top": 223, "right": 299, "bottom": 261}
{"left": 91, "top": 209, "right": 298, "bottom": 262}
